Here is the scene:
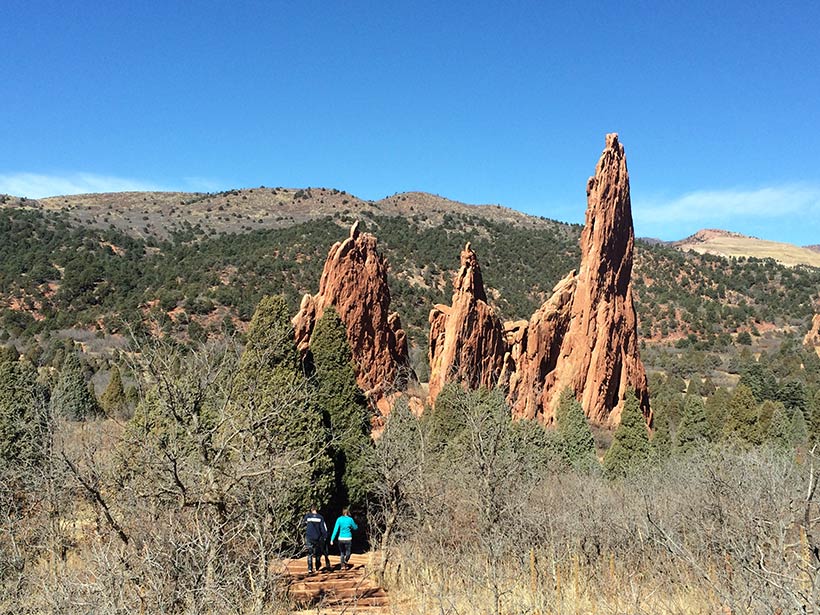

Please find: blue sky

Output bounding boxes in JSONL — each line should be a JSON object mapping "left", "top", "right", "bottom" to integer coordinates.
{"left": 2, "top": 1, "right": 818, "bottom": 244}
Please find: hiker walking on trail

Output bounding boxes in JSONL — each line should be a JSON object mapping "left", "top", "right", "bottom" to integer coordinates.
{"left": 303, "top": 504, "right": 327, "bottom": 574}
{"left": 330, "top": 507, "right": 358, "bottom": 570}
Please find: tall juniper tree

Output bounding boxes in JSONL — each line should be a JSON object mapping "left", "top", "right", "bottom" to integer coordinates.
{"left": 0, "top": 359, "right": 49, "bottom": 469}
{"left": 100, "top": 364, "right": 127, "bottom": 418}
{"left": 723, "top": 383, "right": 759, "bottom": 444}
{"left": 603, "top": 395, "right": 651, "bottom": 479}
{"left": 50, "top": 352, "right": 101, "bottom": 421}
{"left": 309, "top": 306, "right": 373, "bottom": 508}
{"left": 555, "top": 388, "right": 597, "bottom": 472}
{"left": 235, "top": 295, "right": 333, "bottom": 513}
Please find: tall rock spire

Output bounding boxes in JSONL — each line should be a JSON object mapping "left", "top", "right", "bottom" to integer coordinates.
{"left": 538, "top": 133, "right": 650, "bottom": 425}
{"left": 293, "top": 222, "right": 414, "bottom": 407}
{"left": 428, "top": 243, "right": 508, "bottom": 403}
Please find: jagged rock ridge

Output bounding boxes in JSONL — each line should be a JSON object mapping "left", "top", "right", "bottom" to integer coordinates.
{"left": 293, "top": 222, "right": 414, "bottom": 407}
{"left": 426, "top": 134, "right": 650, "bottom": 427}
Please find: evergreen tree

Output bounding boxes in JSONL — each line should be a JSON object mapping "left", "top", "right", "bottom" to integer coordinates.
{"left": 309, "top": 306, "right": 373, "bottom": 507}
{"left": 234, "top": 295, "right": 333, "bottom": 512}
{"left": 50, "top": 352, "right": 101, "bottom": 421}
{"left": 676, "top": 393, "right": 709, "bottom": 453}
{"left": 555, "top": 389, "right": 597, "bottom": 472}
{"left": 705, "top": 387, "right": 732, "bottom": 442}
{"left": 699, "top": 376, "right": 717, "bottom": 398}
{"left": 652, "top": 386, "right": 684, "bottom": 433}
{"left": 777, "top": 379, "right": 809, "bottom": 421}
{"left": 766, "top": 404, "right": 793, "bottom": 451}
{"left": 425, "top": 382, "right": 470, "bottom": 448}
{"left": 755, "top": 399, "right": 782, "bottom": 445}
{"left": 811, "top": 391, "right": 820, "bottom": 443}
{"left": 603, "top": 395, "right": 651, "bottom": 479}
{"left": 0, "top": 359, "right": 48, "bottom": 468}
{"left": 723, "top": 383, "right": 759, "bottom": 444}
{"left": 0, "top": 345, "right": 19, "bottom": 364}
{"left": 650, "top": 409, "right": 673, "bottom": 462}
{"left": 790, "top": 406, "right": 809, "bottom": 447}
{"left": 738, "top": 362, "right": 778, "bottom": 402}
{"left": 100, "top": 365, "right": 127, "bottom": 418}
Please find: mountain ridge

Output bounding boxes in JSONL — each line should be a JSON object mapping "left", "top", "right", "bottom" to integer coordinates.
{"left": 3, "top": 190, "right": 815, "bottom": 268}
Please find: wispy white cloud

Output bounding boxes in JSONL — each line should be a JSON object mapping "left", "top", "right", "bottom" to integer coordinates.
{"left": 634, "top": 184, "right": 820, "bottom": 225}
{"left": 0, "top": 172, "right": 167, "bottom": 199}
{"left": 632, "top": 183, "right": 820, "bottom": 243}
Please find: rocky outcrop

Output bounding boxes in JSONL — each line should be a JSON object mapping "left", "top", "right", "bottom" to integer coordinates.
{"left": 428, "top": 243, "right": 508, "bottom": 402}
{"left": 805, "top": 314, "right": 820, "bottom": 357}
{"left": 535, "top": 133, "right": 650, "bottom": 426}
{"left": 502, "top": 271, "right": 577, "bottom": 420}
{"left": 426, "top": 134, "right": 650, "bottom": 428}
{"left": 293, "top": 222, "right": 414, "bottom": 405}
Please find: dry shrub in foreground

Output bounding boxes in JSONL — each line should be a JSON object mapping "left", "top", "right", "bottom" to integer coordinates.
{"left": 373, "top": 389, "right": 819, "bottom": 614}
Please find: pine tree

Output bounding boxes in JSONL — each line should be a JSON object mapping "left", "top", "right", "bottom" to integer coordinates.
{"left": 51, "top": 352, "right": 101, "bottom": 421}
{"left": 603, "top": 395, "right": 651, "bottom": 479}
{"left": 100, "top": 365, "right": 127, "bottom": 418}
{"left": 309, "top": 306, "right": 374, "bottom": 507}
{"left": 234, "top": 295, "right": 333, "bottom": 512}
{"left": 555, "top": 389, "right": 597, "bottom": 472}
{"left": 723, "top": 383, "right": 759, "bottom": 444}
{"left": 676, "top": 394, "right": 709, "bottom": 453}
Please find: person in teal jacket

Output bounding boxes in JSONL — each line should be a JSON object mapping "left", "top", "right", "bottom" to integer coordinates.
{"left": 330, "top": 508, "right": 358, "bottom": 570}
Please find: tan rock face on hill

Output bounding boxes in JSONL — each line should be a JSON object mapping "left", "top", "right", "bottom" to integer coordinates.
{"left": 428, "top": 243, "right": 508, "bottom": 402}
{"left": 806, "top": 314, "right": 820, "bottom": 357}
{"left": 426, "top": 133, "right": 651, "bottom": 428}
{"left": 293, "top": 222, "right": 414, "bottom": 406}
{"left": 538, "top": 133, "right": 650, "bottom": 426}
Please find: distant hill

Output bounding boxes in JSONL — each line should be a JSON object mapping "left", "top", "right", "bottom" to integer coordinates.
{"left": 674, "top": 229, "right": 820, "bottom": 268}
{"left": 1, "top": 188, "right": 555, "bottom": 241}
{"left": 2, "top": 189, "right": 820, "bottom": 382}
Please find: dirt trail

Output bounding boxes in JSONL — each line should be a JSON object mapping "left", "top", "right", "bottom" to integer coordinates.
{"left": 285, "top": 552, "right": 390, "bottom": 614}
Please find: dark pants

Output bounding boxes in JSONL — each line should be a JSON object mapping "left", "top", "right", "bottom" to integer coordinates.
{"left": 306, "top": 538, "right": 323, "bottom": 572}
{"left": 338, "top": 539, "right": 352, "bottom": 566}
{"left": 321, "top": 539, "right": 331, "bottom": 569}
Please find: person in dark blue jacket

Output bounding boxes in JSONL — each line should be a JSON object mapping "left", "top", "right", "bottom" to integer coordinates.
{"left": 303, "top": 504, "right": 327, "bottom": 574}
{"left": 330, "top": 507, "right": 359, "bottom": 570}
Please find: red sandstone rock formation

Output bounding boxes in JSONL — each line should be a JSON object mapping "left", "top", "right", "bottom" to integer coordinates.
{"left": 534, "top": 133, "right": 650, "bottom": 426}
{"left": 426, "top": 133, "right": 650, "bottom": 428}
{"left": 502, "top": 271, "right": 577, "bottom": 420}
{"left": 293, "top": 222, "right": 414, "bottom": 405}
{"left": 805, "top": 314, "right": 820, "bottom": 357}
{"left": 428, "top": 243, "right": 508, "bottom": 402}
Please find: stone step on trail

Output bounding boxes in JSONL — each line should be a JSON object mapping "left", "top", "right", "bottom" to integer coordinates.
{"left": 284, "top": 552, "right": 390, "bottom": 614}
